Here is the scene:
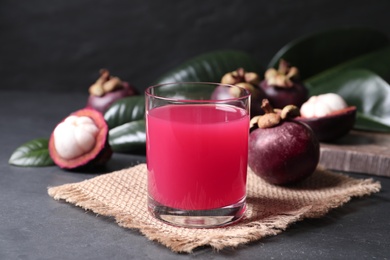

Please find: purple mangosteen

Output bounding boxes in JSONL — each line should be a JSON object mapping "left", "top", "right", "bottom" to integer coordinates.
{"left": 259, "top": 59, "right": 308, "bottom": 109}
{"left": 86, "top": 69, "right": 138, "bottom": 113}
{"left": 211, "top": 68, "right": 267, "bottom": 117}
{"left": 248, "top": 99, "right": 320, "bottom": 185}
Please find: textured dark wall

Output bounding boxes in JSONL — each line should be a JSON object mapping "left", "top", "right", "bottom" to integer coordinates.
{"left": 1, "top": 0, "right": 389, "bottom": 93}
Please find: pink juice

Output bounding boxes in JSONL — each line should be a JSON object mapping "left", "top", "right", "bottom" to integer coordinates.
{"left": 146, "top": 104, "right": 249, "bottom": 210}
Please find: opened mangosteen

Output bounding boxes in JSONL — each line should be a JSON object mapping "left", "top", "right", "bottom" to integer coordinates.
{"left": 49, "top": 108, "right": 112, "bottom": 170}
{"left": 296, "top": 93, "right": 357, "bottom": 142}
{"left": 211, "top": 68, "right": 267, "bottom": 117}
{"left": 248, "top": 99, "right": 320, "bottom": 185}
{"left": 86, "top": 69, "right": 138, "bottom": 113}
{"left": 259, "top": 59, "right": 308, "bottom": 109}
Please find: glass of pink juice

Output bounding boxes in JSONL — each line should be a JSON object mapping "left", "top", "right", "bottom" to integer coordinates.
{"left": 145, "top": 82, "right": 250, "bottom": 228}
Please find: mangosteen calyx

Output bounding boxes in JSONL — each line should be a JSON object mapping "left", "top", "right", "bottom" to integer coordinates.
{"left": 221, "top": 67, "right": 260, "bottom": 86}
{"left": 89, "top": 69, "right": 125, "bottom": 97}
{"left": 250, "top": 99, "right": 300, "bottom": 129}
{"left": 220, "top": 68, "right": 260, "bottom": 97}
{"left": 264, "top": 59, "right": 299, "bottom": 88}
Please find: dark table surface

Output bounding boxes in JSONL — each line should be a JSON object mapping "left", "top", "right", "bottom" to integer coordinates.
{"left": 1, "top": 90, "right": 389, "bottom": 260}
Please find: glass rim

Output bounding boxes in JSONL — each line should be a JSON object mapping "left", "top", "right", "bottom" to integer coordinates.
{"left": 145, "top": 82, "right": 251, "bottom": 103}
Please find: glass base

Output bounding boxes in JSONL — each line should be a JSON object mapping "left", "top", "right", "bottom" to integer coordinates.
{"left": 148, "top": 196, "right": 246, "bottom": 228}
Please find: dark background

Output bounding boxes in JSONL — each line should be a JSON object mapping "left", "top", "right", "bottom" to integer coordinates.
{"left": 1, "top": 0, "right": 390, "bottom": 93}
{"left": 1, "top": 2, "right": 390, "bottom": 258}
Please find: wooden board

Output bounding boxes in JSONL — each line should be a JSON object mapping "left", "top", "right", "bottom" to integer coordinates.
{"left": 319, "top": 130, "right": 390, "bottom": 177}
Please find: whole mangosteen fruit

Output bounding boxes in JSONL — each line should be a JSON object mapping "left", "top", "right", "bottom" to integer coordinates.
{"left": 248, "top": 99, "right": 320, "bottom": 185}
{"left": 211, "top": 68, "right": 267, "bottom": 117}
{"left": 259, "top": 59, "right": 308, "bottom": 109}
{"left": 86, "top": 69, "right": 138, "bottom": 113}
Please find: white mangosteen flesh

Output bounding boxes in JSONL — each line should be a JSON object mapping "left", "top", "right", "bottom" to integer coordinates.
{"left": 53, "top": 115, "right": 99, "bottom": 160}
{"left": 300, "top": 93, "right": 347, "bottom": 118}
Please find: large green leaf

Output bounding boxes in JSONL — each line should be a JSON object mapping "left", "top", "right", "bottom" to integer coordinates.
{"left": 108, "top": 120, "right": 146, "bottom": 153}
{"left": 154, "top": 49, "right": 263, "bottom": 84}
{"left": 104, "top": 95, "right": 145, "bottom": 129}
{"left": 9, "top": 138, "right": 54, "bottom": 167}
{"left": 104, "top": 96, "right": 146, "bottom": 153}
{"left": 268, "top": 27, "right": 389, "bottom": 80}
{"left": 355, "top": 113, "right": 390, "bottom": 132}
{"left": 305, "top": 46, "right": 390, "bottom": 85}
{"left": 306, "top": 69, "right": 390, "bottom": 132}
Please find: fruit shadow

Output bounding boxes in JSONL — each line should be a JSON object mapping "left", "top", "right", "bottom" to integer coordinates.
{"left": 64, "top": 153, "right": 146, "bottom": 174}
{"left": 283, "top": 167, "right": 345, "bottom": 190}
{"left": 243, "top": 168, "right": 347, "bottom": 223}
{"left": 322, "top": 131, "right": 375, "bottom": 145}
{"left": 244, "top": 196, "right": 304, "bottom": 224}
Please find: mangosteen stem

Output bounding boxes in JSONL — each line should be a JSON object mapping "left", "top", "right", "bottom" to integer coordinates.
{"left": 229, "top": 68, "right": 246, "bottom": 84}
{"left": 278, "top": 59, "right": 289, "bottom": 74}
{"left": 236, "top": 68, "right": 245, "bottom": 79}
{"left": 261, "top": 99, "right": 275, "bottom": 114}
{"left": 99, "top": 69, "right": 111, "bottom": 81}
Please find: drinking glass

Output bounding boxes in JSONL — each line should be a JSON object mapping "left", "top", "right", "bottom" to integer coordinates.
{"left": 145, "top": 82, "right": 250, "bottom": 228}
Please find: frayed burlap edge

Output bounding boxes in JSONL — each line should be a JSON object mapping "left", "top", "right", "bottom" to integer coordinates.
{"left": 48, "top": 164, "right": 381, "bottom": 253}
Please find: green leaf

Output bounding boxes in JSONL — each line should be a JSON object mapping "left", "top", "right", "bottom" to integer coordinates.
{"left": 109, "top": 120, "right": 146, "bottom": 153}
{"left": 104, "top": 96, "right": 146, "bottom": 154}
{"left": 355, "top": 113, "right": 390, "bottom": 132}
{"left": 306, "top": 69, "right": 390, "bottom": 132}
{"left": 154, "top": 49, "right": 263, "bottom": 84}
{"left": 305, "top": 46, "right": 390, "bottom": 85}
{"left": 104, "top": 96, "right": 145, "bottom": 130}
{"left": 9, "top": 138, "right": 54, "bottom": 167}
{"left": 268, "top": 27, "right": 389, "bottom": 80}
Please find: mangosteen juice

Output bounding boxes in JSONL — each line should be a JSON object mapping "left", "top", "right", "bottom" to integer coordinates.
{"left": 145, "top": 82, "right": 250, "bottom": 228}
{"left": 147, "top": 104, "right": 248, "bottom": 209}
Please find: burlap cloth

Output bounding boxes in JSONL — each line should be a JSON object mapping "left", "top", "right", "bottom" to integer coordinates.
{"left": 48, "top": 163, "right": 381, "bottom": 253}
